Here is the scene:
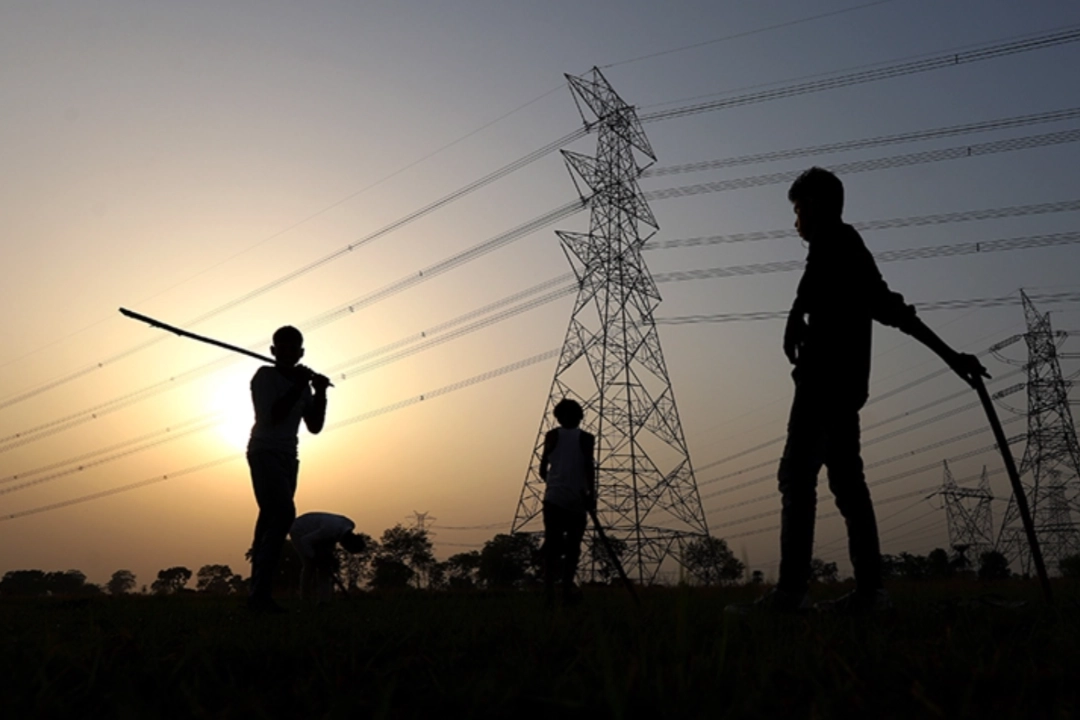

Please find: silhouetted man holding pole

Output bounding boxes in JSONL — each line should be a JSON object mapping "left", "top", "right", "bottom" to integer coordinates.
{"left": 246, "top": 326, "right": 330, "bottom": 613}
{"left": 743, "top": 167, "right": 988, "bottom": 615}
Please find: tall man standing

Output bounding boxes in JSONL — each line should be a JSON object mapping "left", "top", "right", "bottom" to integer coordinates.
{"left": 754, "top": 167, "right": 988, "bottom": 614}
{"left": 246, "top": 325, "right": 330, "bottom": 612}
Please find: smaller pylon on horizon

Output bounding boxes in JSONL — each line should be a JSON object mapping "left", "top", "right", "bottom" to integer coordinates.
{"left": 409, "top": 511, "right": 435, "bottom": 534}
{"left": 938, "top": 461, "right": 994, "bottom": 568}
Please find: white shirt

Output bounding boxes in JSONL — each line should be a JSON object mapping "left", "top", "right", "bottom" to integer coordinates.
{"left": 544, "top": 427, "right": 588, "bottom": 511}
{"left": 248, "top": 365, "right": 313, "bottom": 451}
{"left": 289, "top": 512, "right": 355, "bottom": 559}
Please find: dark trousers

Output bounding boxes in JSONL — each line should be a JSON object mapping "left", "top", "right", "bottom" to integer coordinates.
{"left": 776, "top": 383, "right": 882, "bottom": 595}
{"left": 542, "top": 501, "right": 587, "bottom": 588}
{"left": 248, "top": 448, "right": 298, "bottom": 601}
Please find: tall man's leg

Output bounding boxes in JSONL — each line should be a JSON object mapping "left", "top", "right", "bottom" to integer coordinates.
{"left": 775, "top": 384, "right": 826, "bottom": 603}
{"left": 825, "top": 408, "right": 887, "bottom": 605}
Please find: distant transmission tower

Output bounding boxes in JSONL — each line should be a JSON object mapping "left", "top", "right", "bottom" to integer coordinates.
{"left": 937, "top": 461, "right": 994, "bottom": 567}
{"left": 994, "top": 290, "right": 1080, "bottom": 573}
{"left": 409, "top": 511, "right": 435, "bottom": 534}
{"left": 510, "top": 68, "right": 709, "bottom": 584}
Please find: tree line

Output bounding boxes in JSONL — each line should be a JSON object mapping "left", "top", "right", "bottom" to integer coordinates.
{"left": 3, "top": 525, "right": 1078, "bottom": 598}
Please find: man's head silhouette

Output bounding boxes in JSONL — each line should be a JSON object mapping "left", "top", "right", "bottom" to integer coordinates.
{"left": 788, "top": 166, "right": 844, "bottom": 242}
{"left": 270, "top": 325, "right": 304, "bottom": 367}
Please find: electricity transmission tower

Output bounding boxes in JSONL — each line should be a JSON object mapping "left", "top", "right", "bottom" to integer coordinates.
{"left": 511, "top": 68, "right": 709, "bottom": 584}
{"left": 937, "top": 461, "right": 994, "bottom": 568}
{"left": 994, "top": 290, "right": 1080, "bottom": 573}
{"left": 409, "top": 511, "right": 435, "bottom": 534}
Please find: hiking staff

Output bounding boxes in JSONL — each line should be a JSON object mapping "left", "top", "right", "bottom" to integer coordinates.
{"left": 971, "top": 375, "right": 1053, "bottom": 605}
{"left": 588, "top": 507, "right": 640, "bottom": 606}
{"left": 118, "top": 308, "right": 333, "bottom": 385}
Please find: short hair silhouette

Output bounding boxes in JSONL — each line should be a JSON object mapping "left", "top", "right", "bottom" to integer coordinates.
{"left": 273, "top": 325, "right": 304, "bottom": 349}
{"left": 553, "top": 399, "right": 584, "bottom": 427}
{"left": 788, "top": 166, "right": 844, "bottom": 217}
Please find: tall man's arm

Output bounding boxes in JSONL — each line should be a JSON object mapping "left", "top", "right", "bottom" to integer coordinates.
{"left": 865, "top": 253, "right": 989, "bottom": 387}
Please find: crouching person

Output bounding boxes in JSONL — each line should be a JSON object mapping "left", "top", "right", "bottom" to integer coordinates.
{"left": 289, "top": 512, "right": 368, "bottom": 603}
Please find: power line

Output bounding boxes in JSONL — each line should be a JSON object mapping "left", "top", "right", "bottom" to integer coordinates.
{"left": 0, "top": 420, "right": 218, "bottom": 498}
{"left": 699, "top": 415, "right": 1021, "bottom": 511}
{"left": 0, "top": 349, "right": 561, "bottom": 522}
{"left": 645, "top": 108, "right": 1080, "bottom": 178}
{"left": 705, "top": 432, "right": 1022, "bottom": 535}
{"left": 639, "top": 26, "right": 1080, "bottom": 123}
{"left": 6, "top": 127, "right": 1077, "bottom": 453}
{"left": 3, "top": 213, "right": 1060, "bottom": 455}
{"left": 653, "top": 230, "right": 1080, "bottom": 286}
{"left": 601, "top": 0, "right": 902, "bottom": 69}
{"left": 657, "top": 291, "right": 1080, "bottom": 326}
{"left": 6, "top": 25, "right": 1077, "bottom": 413}
{"left": 645, "top": 198, "right": 1080, "bottom": 250}
{"left": 645, "top": 128, "right": 1080, "bottom": 202}
{"left": 0, "top": 85, "right": 569, "bottom": 375}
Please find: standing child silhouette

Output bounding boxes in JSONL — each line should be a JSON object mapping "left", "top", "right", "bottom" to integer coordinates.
{"left": 246, "top": 326, "right": 330, "bottom": 613}
{"left": 539, "top": 398, "right": 596, "bottom": 605}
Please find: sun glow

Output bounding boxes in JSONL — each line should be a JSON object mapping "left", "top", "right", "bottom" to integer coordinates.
{"left": 207, "top": 366, "right": 257, "bottom": 452}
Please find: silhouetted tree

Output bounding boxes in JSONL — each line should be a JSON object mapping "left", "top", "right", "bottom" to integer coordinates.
{"left": 427, "top": 561, "right": 448, "bottom": 590}
{"left": 151, "top": 566, "right": 192, "bottom": 595}
{"left": 809, "top": 558, "right": 839, "bottom": 584}
{"left": 925, "top": 548, "right": 954, "bottom": 579}
{"left": 750, "top": 570, "right": 765, "bottom": 585}
{"left": 378, "top": 525, "right": 436, "bottom": 588}
{"left": 977, "top": 550, "right": 1011, "bottom": 580}
{"left": 478, "top": 533, "right": 542, "bottom": 589}
{"left": 0, "top": 570, "right": 48, "bottom": 597}
{"left": 106, "top": 570, "right": 137, "bottom": 596}
{"left": 1060, "top": 553, "right": 1080, "bottom": 579}
{"left": 369, "top": 557, "right": 415, "bottom": 590}
{"left": 197, "top": 564, "right": 241, "bottom": 595}
{"left": 45, "top": 570, "right": 99, "bottom": 596}
{"left": 897, "top": 552, "right": 929, "bottom": 580}
{"left": 445, "top": 551, "right": 481, "bottom": 590}
{"left": 683, "top": 536, "right": 744, "bottom": 585}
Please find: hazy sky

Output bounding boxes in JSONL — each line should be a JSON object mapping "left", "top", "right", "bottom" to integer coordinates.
{"left": 2, "top": 0, "right": 1079, "bottom": 587}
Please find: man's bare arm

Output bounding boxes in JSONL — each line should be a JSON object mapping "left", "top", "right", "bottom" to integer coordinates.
{"left": 539, "top": 429, "right": 558, "bottom": 480}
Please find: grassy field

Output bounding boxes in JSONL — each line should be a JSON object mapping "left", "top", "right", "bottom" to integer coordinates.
{"left": 2, "top": 580, "right": 1078, "bottom": 719}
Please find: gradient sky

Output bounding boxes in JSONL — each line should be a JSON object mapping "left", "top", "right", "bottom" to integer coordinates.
{"left": 2, "top": 0, "right": 1079, "bottom": 588}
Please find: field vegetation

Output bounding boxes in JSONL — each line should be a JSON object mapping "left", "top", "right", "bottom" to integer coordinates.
{"left": 2, "top": 578, "right": 1078, "bottom": 718}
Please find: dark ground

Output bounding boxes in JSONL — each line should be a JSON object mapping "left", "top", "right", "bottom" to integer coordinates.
{"left": 1, "top": 580, "right": 1078, "bottom": 719}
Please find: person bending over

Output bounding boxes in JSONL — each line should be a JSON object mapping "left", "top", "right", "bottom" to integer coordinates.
{"left": 290, "top": 511, "right": 367, "bottom": 603}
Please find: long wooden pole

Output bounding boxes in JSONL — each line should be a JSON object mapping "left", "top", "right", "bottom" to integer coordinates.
{"left": 119, "top": 308, "right": 275, "bottom": 363}
{"left": 588, "top": 507, "right": 640, "bottom": 606}
{"left": 972, "top": 375, "right": 1053, "bottom": 604}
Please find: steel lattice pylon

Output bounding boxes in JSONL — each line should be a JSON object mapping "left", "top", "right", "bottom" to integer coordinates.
{"left": 994, "top": 290, "right": 1080, "bottom": 573}
{"left": 510, "top": 68, "right": 709, "bottom": 584}
{"left": 938, "top": 461, "right": 994, "bottom": 567}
